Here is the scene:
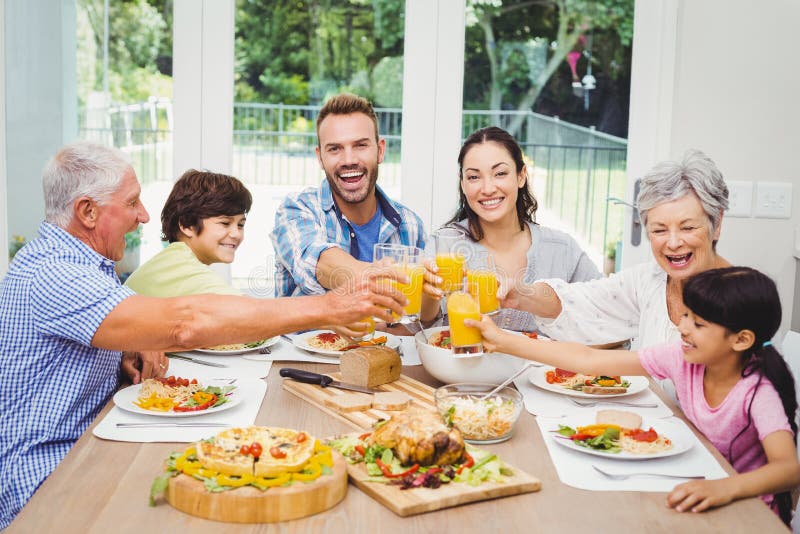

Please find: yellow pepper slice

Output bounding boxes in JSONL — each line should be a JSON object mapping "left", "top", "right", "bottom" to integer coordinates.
{"left": 292, "top": 460, "right": 322, "bottom": 482}
{"left": 314, "top": 440, "right": 330, "bottom": 453}
{"left": 253, "top": 472, "right": 292, "bottom": 487}
{"left": 596, "top": 378, "right": 618, "bottom": 387}
{"left": 217, "top": 473, "right": 255, "bottom": 487}
{"left": 311, "top": 450, "right": 333, "bottom": 468}
{"left": 197, "top": 467, "right": 220, "bottom": 478}
{"left": 575, "top": 424, "right": 621, "bottom": 437}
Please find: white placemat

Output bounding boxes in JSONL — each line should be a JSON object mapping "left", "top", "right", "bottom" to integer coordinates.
{"left": 514, "top": 369, "right": 673, "bottom": 419}
{"left": 93, "top": 361, "right": 267, "bottom": 443}
{"left": 169, "top": 350, "right": 273, "bottom": 378}
{"left": 241, "top": 336, "right": 422, "bottom": 366}
{"left": 536, "top": 415, "right": 728, "bottom": 492}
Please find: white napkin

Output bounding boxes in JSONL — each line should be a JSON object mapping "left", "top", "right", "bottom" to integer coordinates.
{"left": 536, "top": 415, "right": 728, "bottom": 492}
{"left": 169, "top": 351, "right": 273, "bottom": 378}
{"left": 513, "top": 369, "right": 673, "bottom": 419}
{"left": 93, "top": 361, "right": 267, "bottom": 443}
{"left": 241, "top": 336, "right": 423, "bottom": 366}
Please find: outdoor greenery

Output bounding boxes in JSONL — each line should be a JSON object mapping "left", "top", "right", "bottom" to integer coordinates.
{"left": 76, "top": 0, "right": 633, "bottom": 136}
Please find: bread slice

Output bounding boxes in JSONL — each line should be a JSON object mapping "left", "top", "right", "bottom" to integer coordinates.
{"left": 581, "top": 385, "right": 628, "bottom": 395}
{"left": 372, "top": 391, "right": 411, "bottom": 411}
{"left": 596, "top": 409, "right": 643, "bottom": 429}
{"left": 324, "top": 393, "right": 373, "bottom": 413}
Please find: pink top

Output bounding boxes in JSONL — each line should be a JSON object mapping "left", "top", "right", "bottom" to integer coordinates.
{"left": 639, "top": 342, "right": 793, "bottom": 509}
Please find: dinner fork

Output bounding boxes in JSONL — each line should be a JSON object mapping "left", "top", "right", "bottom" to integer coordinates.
{"left": 259, "top": 346, "right": 272, "bottom": 354}
{"left": 592, "top": 464, "right": 705, "bottom": 480}
{"left": 568, "top": 398, "right": 658, "bottom": 408}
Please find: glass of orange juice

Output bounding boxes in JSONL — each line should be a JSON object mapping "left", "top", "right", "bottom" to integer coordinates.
{"left": 353, "top": 315, "right": 375, "bottom": 341}
{"left": 373, "top": 244, "right": 425, "bottom": 323}
{"left": 466, "top": 252, "right": 500, "bottom": 315}
{"left": 433, "top": 227, "right": 467, "bottom": 293}
{"left": 446, "top": 290, "right": 483, "bottom": 355}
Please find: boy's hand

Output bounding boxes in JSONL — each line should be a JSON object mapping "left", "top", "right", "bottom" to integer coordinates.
{"left": 666, "top": 479, "right": 735, "bottom": 513}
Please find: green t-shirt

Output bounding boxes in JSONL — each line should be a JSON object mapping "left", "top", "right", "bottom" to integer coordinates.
{"left": 124, "top": 241, "right": 241, "bottom": 297}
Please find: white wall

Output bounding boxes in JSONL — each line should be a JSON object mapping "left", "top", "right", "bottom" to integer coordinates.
{"left": 627, "top": 0, "right": 800, "bottom": 335}
{"left": 0, "top": 0, "right": 7, "bottom": 275}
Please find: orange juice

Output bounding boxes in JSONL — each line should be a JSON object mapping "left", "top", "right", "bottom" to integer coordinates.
{"left": 399, "top": 264, "right": 425, "bottom": 317}
{"left": 467, "top": 269, "right": 499, "bottom": 314}
{"left": 436, "top": 253, "right": 466, "bottom": 292}
{"left": 355, "top": 316, "right": 375, "bottom": 340}
{"left": 446, "top": 291, "right": 482, "bottom": 351}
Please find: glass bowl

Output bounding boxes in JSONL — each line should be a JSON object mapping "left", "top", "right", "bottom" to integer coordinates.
{"left": 434, "top": 382, "right": 524, "bottom": 444}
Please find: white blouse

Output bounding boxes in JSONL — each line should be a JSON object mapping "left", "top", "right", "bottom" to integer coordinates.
{"left": 536, "top": 260, "right": 681, "bottom": 349}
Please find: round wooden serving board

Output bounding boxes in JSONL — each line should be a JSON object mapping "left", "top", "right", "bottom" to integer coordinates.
{"left": 166, "top": 453, "right": 348, "bottom": 523}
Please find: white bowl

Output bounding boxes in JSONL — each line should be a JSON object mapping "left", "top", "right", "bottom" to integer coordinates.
{"left": 415, "top": 326, "right": 528, "bottom": 384}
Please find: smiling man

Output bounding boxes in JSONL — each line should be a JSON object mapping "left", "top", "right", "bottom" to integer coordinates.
{"left": 270, "top": 93, "right": 429, "bottom": 297}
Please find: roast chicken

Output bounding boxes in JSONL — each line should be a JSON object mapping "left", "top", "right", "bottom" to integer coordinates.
{"left": 369, "top": 408, "right": 465, "bottom": 466}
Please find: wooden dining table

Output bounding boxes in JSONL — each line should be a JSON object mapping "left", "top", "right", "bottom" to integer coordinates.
{"left": 7, "top": 361, "right": 788, "bottom": 533}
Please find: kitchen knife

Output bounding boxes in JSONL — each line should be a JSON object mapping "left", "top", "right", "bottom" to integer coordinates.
{"left": 166, "top": 353, "right": 228, "bottom": 368}
{"left": 279, "top": 368, "right": 379, "bottom": 394}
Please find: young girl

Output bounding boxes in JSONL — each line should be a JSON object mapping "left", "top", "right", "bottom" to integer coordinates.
{"left": 469, "top": 266, "right": 800, "bottom": 523}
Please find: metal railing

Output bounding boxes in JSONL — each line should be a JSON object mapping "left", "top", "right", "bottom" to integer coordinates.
{"left": 78, "top": 100, "right": 627, "bottom": 259}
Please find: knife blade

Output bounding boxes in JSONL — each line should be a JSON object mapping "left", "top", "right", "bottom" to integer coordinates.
{"left": 279, "top": 368, "right": 379, "bottom": 394}
{"left": 167, "top": 353, "right": 228, "bottom": 368}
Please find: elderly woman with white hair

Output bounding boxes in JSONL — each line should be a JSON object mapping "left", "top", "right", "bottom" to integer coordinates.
{"left": 502, "top": 149, "right": 730, "bottom": 348}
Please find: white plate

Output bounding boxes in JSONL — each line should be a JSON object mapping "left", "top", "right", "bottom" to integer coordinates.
{"left": 193, "top": 337, "right": 279, "bottom": 355}
{"left": 292, "top": 330, "right": 401, "bottom": 357}
{"left": 112, "top": 382, "right": 241, "bottom": 417}
{"left": 529, "top": 367, "right": 649, "bottom": 398}
{"left": 551, "top": 417, "right": 693, "bottom": 460}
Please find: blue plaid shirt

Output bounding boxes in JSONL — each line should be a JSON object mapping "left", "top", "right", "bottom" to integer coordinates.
{"left": 0, "top": 222, "right": 134, "bottom": 528}
{"left": 270, "top": 180, "right": 428, "bottom": 297}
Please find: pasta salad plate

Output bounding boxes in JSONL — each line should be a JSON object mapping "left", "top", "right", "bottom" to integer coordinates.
{"left": 193, "top": 337, "right": 279, "bottom": 355}
{"left": 113, "top": 377, "right": 241, "bottom": 417}
{"left": 530, "top": 367, "right": 649, "bottom": 398}
{"left": 292, "top": 330, "right": 401, "bottom": 357}
{"left": 550, "top": 416, "right": 693, "bottom": 460}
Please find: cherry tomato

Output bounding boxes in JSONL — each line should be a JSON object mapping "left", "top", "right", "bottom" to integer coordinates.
{"left": 296, "top": 432, "right": 308, "bottom": 443}
{"left": 270, "top": 446, "right": 287, "bottom": 459}
{"left": 190, "top": 378, "right": 198, "bottom": 384}
{"left": 240, "top": 445, "right": 251, "bottom": 455}
{"left": 250, "top": 442, "right": 263, "bottom": 459}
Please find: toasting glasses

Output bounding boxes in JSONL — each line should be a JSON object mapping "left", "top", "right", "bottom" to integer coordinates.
{"left": 373, "top": 243, "right": 425, "bottom": 324}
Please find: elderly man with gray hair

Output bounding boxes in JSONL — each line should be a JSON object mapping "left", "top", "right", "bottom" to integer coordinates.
{"left": 501, "top": 148, "right": 731, "bottom": 348}
{"left": 0, "top": 141, "right": 408, "bottom": 529}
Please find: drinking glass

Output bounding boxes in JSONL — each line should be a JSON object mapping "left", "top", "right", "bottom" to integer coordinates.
{"left": 446, "top": 290, "right": 483, "bottom": 355}
{"left": 433, "top": 227, "right": 467, "bottom": 294}
{"left": 373, "top": 243, "right": 425, "bottom": 324}
{"left": 352, "top": 315, "right": 375, "bottom": 342}
{"left": 466, "top": 251, "right": 500, "bottom": 315}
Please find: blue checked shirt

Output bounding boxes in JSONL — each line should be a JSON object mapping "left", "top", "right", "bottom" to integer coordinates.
{"left": 0, "top": 222, "right": 134, "bottom": 529}
{"left": 270, "top": 180, "right": 428, "bottom": 297}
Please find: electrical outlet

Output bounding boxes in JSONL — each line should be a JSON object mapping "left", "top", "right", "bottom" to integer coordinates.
{"left": 754, "top": 182, "right": 792, "bottom": 219}
{"left": 727, "top": 180, "right": 753, "bottom": 217}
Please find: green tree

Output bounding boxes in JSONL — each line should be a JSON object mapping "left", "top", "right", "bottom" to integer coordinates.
{"left": 467, "top": 0, "right": 633, "bottom": 136}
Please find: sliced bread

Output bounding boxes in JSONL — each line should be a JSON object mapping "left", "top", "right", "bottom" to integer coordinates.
{"left": 372, "top": 391, "right": 411, "bottom": 411}
{"left": 324, "top": 393, "right": 372, "bottom": 413}
{"left": 596, "top": 409, "right": 643, "bottom": 429}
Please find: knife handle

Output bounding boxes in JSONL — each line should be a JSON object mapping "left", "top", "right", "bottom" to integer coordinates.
{"left": 279, "top": 368, "right": 333, "bottom": 387}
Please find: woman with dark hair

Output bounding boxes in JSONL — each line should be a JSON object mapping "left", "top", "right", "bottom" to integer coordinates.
{"left": 125, "top": 169, "right": 253, "bottom": 297}
{"left": 470, "top": 266, "right": 800, "bottom": 524}
{"left": 440, "top": 126, "right": 600, "bottom": 330}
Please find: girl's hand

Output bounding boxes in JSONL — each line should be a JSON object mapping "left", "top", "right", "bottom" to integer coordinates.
{"left": 666, "top": 479, "right": 736, "bottom": 513}
{"left": 464, "top": 315, "right": 506, "bottom": 352}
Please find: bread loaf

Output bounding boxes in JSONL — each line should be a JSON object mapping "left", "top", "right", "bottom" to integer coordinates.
{"left": 340, "top": 345, "right": 401, "bottom": 387}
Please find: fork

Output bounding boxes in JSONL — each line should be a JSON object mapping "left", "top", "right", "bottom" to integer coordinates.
{"left": 259, "top": 346, "right": 272, "bottom": 354}
{"left": 568, "top": 398, "right": 658, "bottom": 408}
{"left": 592, "top": 464, "right": 705, "bottom": 480}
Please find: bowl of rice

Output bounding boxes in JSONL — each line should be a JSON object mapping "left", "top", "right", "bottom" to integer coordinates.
{"left": 415, "top": 326, "right": 529, "bottom": 384}
{"left": 434, "top": 383, "right": 523, "bottom": 444}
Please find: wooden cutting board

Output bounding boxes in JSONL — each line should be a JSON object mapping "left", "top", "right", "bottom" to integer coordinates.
{"left": 282, "top": 373, "right": 436, "bottom": 430}
{"left": 166, "top": 452, "right": 348, "bottom": 523}
{"left": 282, "top": 376, "right": 542, "bottom": 516}
{"left": 337, "top": 433, "right": 541, "bottom": 517}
